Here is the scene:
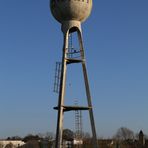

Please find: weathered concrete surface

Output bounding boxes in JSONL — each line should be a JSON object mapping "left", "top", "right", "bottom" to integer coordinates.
{"left": 50, "top": 0, "right": 92, "bottom": 23}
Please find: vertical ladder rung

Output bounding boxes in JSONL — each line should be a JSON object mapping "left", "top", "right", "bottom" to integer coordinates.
{"left": 53, "top": 62, "right": 62, "bottom": 93}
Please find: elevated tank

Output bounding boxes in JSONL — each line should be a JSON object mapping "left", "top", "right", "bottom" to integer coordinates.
{"left": 50, "top": 0, "right": 93, "bottom": 23}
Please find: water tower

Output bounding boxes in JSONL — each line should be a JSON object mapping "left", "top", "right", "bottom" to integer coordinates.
{"left": 50, "top": 0, "right": 98, "bottom": 148}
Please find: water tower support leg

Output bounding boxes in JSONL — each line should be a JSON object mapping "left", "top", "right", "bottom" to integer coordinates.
{"left": 78, "top": 31, "right": 98, "bottom": 148}
{"left": 55, "top": 33, "right": 69, "bottom": 148}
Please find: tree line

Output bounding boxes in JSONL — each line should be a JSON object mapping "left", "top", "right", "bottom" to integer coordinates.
{"left": 4, "top": 127, "right": 148, "bottom": 142}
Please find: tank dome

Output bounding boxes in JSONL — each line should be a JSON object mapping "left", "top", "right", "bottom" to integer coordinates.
{"left": 50, "top": 0, "right": 92, "bottom": 23}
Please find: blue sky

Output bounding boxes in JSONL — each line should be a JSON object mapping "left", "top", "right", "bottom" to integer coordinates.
{"left": 0, "top": 0, "right": 148, "bottom": 138}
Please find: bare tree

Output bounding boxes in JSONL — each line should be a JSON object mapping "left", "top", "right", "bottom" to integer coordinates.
{"left": 114, "top": 127, "right": 134, "bottom": 140}
{"left": 38, "top": 132, "right": 54, "bottom": 140}
{"left": 83, "top": 132, "right": 91, "bottom": 139}
{"left": 44, "top": 132, "right": 54, "bottom": 140}
{"left": 63, "top": 129, "right": 74, "bottom": 141}
{"left": 23, "top": 134, "right": 40, "bottom": 142}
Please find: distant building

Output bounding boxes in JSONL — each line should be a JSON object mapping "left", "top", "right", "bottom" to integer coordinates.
{"left": 73, "top": 139, "right": 83, "bottom": 145}
{"left": 0, "top": 140, "right": 25, "bottom": 148}
{"left": 139, "top": 130, "right": 145, "bottom": 146}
